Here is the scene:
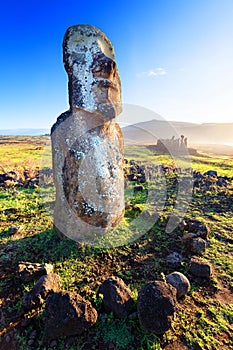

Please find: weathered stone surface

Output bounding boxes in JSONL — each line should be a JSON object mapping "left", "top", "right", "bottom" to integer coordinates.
{"left": 18, "top": 262, "right": 54, "bottom": 282}
{"left": 43, "top": 291, "right": 98, "bottom": 341}
{"left": 166, "top": 272, "right": 190, "bottom": 298}
{"left": 137, "top": 281, "right": 176, "bottom": 334}
{"left": 22, "top": 273, "right": 62, "bottom": 309}
{"left": 166, "top": 252, "right": 183, "bottom": 269}
{"left": 189, "top": 256, "right": 212, "bottom": 278}
{"left": 51, "top": 25, "right": 124, "bottom": 243}
{"left": 190, "top": 237, "right": 207, "bottom": 255}
{"left": 182, "top": 234, "right": 207, "bottom": 255}
{"left": 98, "top": 276, "right": 133, "bottom": 318}
{"left": 0, "top": 171, "right": 40, "bottom": 189}
{"left": 181, "top": 219, "right": 210, "bottom": 239}
{"left": 62, "top": 25, "right": 122, "bottom": 117}
{"left": 182, "top": 233, "right": 197, "bottom": 251}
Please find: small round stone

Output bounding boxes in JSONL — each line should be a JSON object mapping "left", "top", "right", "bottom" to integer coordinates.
{"left": 166, "top": 271, "right": 190, "bottom": 298}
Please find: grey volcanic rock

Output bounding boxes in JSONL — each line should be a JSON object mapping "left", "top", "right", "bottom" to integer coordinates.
{"left": 137, "top": 281, "right": 176, "bottom": 334}
{"left": 98, "top": 276, "right": 133, "bottom": 318}
{"left": 189, "top": 257, "right": 212, "bottom": 278}
{"left": 190, "top": 237, "right": 207, "bottom": 255}
{"left": 18, "top": 262, "right": 54, "bottom": 282}
{"left": 181, "top": 219, "right": 210, "bottom": 239}
{"left": 22, "top": 273, "right": 61, "bottom": 309}
{"left": 182, "top": 233, "right": 207, "bottom": 255}
{"left": 182, "top": 233, "right": 197, "bottom": 251}
{"left": 166, "top": 252, "right": 183, "bottom": 269}
{"left": 43, "top": 291, "right": 98, "bottom": 341}
{"left": 166, "top": 272, "right": 190, "bottom": 298}
{"left": 51, "top": 25, "right": 125, "bottom": 243}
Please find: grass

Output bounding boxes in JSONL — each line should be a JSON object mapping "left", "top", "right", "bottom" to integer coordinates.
{"left": 0, "top": 136, "right": 232, "bottom": 349}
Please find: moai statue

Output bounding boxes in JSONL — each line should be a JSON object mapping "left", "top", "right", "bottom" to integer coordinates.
{"left": 180, "top": 135, "right": 184, "bottom": 148}
{"left": 51, "top": 25, "right": 125, "bottom": 243}
{"left": 184, "top": 137, "right": 188, "bottom": 147}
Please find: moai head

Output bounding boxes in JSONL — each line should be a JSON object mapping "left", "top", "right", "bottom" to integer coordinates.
{"left": 63, "top": 24, "right": 122, "bottom": 120}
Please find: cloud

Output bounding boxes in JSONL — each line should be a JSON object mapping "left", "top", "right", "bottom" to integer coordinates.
{"left": 137, "top": 67, "right": 167, "bottom": 78}
{"left": 148, "top": 67, "right": 167, "bottom": 76}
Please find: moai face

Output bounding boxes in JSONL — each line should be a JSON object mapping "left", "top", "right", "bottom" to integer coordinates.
{"left": 63, "top": 25, "right": 122, "bottom": 120}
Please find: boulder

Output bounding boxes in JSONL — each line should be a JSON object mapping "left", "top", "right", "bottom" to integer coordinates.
{"left": 98, "top": 276, "right": 133, "bottom": 318}
{"left": 182, "top": 233, "right": 197, "bottom": 251}
{"left": 137, "top": 281, "right": 176, "bottom": 334}
{"left": 183, "top": 219, "right": 210, "bottom": 239}
{"left": 189, "top": 257, "right": 212, "bottom": 278}
{"left": 43, "top": 291, "right": 98, "bottom": 341}
{"left": 182, "top": 234, "right": 207, "bottom": 255}
{"left": 22, "top": 273, "right": 62, "bottom": 309}
{"left": 190, "top": 237, "right": 207, "bottom": 255}
{"left": 18, "top": 262, "right": 54, "bottom": 282}
{"left": 166, "top": 272, "right": 190, "bottom": 298}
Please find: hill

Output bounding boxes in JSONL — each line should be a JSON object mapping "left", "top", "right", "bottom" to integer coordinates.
{"left": 0, "top": 128, "right": 50, "bottom": 136}
{"left": 122, "top": 119, "right": 233, "bottom": 145}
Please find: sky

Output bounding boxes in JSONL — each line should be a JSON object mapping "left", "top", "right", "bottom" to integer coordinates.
{"left": 0, "top": 0, "right": 233, "bottom": 129}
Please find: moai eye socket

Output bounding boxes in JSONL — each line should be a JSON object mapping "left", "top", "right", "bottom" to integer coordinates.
{"left": 91, "top": 53, "right": 116, "bottom": 77}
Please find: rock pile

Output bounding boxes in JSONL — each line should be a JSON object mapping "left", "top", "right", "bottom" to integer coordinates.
{"left": 193, "top": 170, "right": 232, "bottom": 190}
{"left": 0, "top": 170, "right": 39, "bottom": 189}
{"left": 0, "top": 168, "right": 53, "bottom": 189}
{"left": 17, "top": 261, "right": 192, "bottom": 341}
{"left": 18, "top": 261, "right": 98, "bottom": 343}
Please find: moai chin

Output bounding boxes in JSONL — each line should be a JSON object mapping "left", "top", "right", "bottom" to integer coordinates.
{"left": 51, "top": 25, "right": 125, "bottom": 244}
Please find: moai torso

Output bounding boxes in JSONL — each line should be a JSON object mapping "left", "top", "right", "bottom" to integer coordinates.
{"left": 51, "top": 25, "right": 125, "bottom": 243}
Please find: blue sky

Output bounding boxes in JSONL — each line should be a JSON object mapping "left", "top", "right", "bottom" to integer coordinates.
{"left": 1, "top": 0, "right": 233, "bottom": 129}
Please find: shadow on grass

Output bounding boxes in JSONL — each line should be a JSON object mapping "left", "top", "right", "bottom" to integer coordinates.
{"left": 0, "top": 228, "right": 102, "bottom": 269}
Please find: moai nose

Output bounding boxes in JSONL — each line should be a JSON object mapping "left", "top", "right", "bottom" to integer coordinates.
{"left": 92, "top": 53, "right": 116, "bottom": 77}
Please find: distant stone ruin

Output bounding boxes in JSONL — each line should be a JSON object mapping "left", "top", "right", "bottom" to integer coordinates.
{"left": 51, "top": 25, "right": 125, "bottom": 241}
{"left": 150, "top": 135, "right": 197, "bottom": 155}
